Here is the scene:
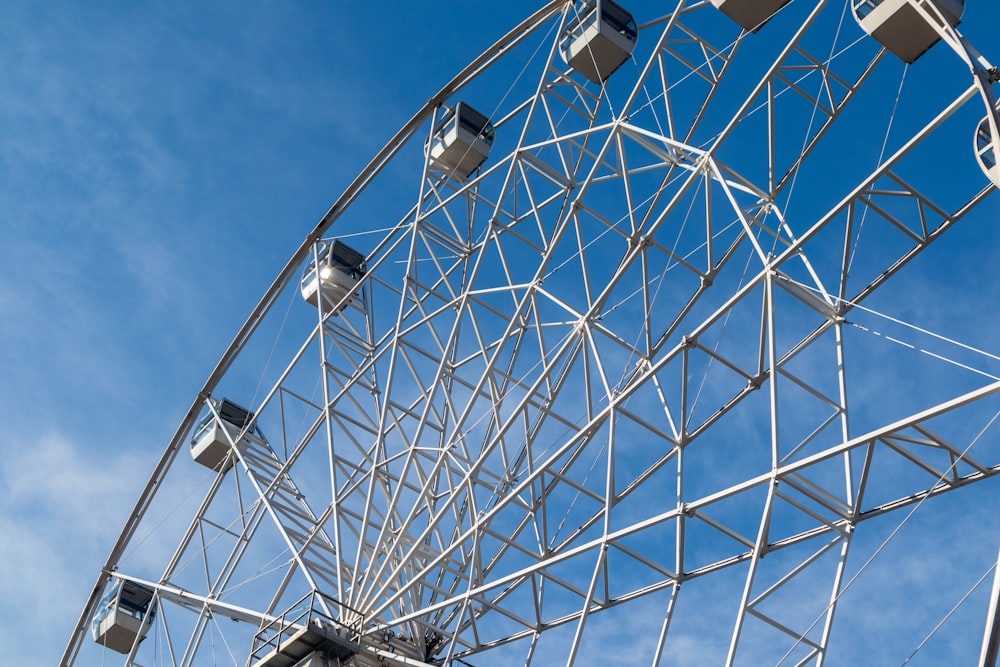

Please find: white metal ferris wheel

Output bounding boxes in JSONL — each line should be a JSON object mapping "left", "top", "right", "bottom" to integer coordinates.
{"left": 64, "top": 1, "right": 1000, "bottom": 665}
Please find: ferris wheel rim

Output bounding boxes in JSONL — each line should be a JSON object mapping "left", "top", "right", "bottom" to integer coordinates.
{"left": 64, "top": 1, "right": 1000, "bottom": 665}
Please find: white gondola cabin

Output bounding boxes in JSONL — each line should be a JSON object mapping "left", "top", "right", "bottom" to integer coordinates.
{"left": 190, "top": 398, "right": 264, "bottom": 471}
{"left": 559, "top": 0, "right": 638, "bottom": 84}
{"left": 300, "top": 239, "right": 366, "bottom": 314}
{"left": 853, "top": 0, "right": 963, "bottom": 64}
{"left": 91, "top": 579, "right": 155, "bottom": 654}
{"left": 709, "top": 0, "right": 792, "bottom": 32}
{"left": 427, "top": 102, "right": 495, "bottom": 180}
{"left": 976, "top": 115, "right": 1000, "bottom": 187}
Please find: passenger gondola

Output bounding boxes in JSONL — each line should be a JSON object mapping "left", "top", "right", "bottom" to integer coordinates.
{"left": 91, "top": 579, "right": 155, "bottom": 654}
{"left": 300, "top": 239, "right": 366, "bottom": 314}
{"left": 190, "top": 398, "right": 264, "bottom": 471}
{"left": 559, "top": 0, "right": 638, "bottom": 84}
{"left": 427, "top": 102, "right": 495, "bottom": 180}
{"left": 852, "top": 0, "right": 963, "bottom": 63}
{"left": 709, "top": 0, "right": 792, "bottom": 32}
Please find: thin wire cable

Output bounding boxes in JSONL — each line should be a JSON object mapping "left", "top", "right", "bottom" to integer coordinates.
{"left": 627, "top": 26, "right": 744, "bottom": 123}
{"left": 220, "top": 551, "right": 294, "bottom": 599}
{"left": 209, "top": 610, "right": 240, "bottom": 665}
{"left": 338, "top": 225, "right": 398, "bottom": 240}
{"left": 687, "top": 233, "right": 757, "bottom": 423}
{"left": 168, "top": 503, "right": 272, "bottom": 582}
{"left": 549, "top": 437, "right": 609, "bottom": 548}
{"left": 900, "top": 560, "right": 997, "bottom": 665}
{"left": 611, "top": 161, "right": 707, "bottom": 396}
{"left": 847, "top": 320, "right": 1000, "bottom": 380}
{"left": 122, "top": 466, "right": 217, "bottom": 562}
{"left": 250, "top": 273, "right": 300, "bottom": 411}
{"left": 785, "top": 276, "right": 1000, "bottom": 377}
{"left": 777, "top": 406, "right": 1000, "bottom": 664}
{"left": 775, "top": 0, "right": 849, "bottom": 226}
{"left": 694, "top": 33, "right": 871, "bottom": 160}
{"left": 846, "top": 65, "right": 908, "bottom": 276}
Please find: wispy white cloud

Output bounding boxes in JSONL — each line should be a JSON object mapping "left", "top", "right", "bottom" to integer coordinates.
{"left": 0, "top": 430, "right": 148, "bottom": 663}
{"left": 1, "top": 2, "right": 999, "bottom": 666}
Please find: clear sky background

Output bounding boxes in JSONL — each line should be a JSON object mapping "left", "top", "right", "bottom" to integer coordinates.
{"left": 1, "top": 2, "right": 1000, "bottom": 666}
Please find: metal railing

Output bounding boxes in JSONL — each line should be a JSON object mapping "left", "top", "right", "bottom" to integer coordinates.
{"left": 248, "top": 591, "right": 363, "bottom": 665}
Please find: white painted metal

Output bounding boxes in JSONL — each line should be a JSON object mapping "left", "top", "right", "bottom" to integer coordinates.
{"left": 980, "top": 546, "right": 1000, "bottom": 667}
{"left": 978, "top": 114, "right": 1000, "bottom": 186}
{"left": 63, "top": 1, "right": 1000, "bottom": 666}
{"left": 868, "top": 0, "right": 1000, "bottom": 191}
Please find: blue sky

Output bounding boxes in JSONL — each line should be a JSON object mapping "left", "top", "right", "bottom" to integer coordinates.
{"left": 0, "top": 3, "right": 511, "bottom": 662}
{"left": 2, "top": 2, "right": 1000, "bottom": 666}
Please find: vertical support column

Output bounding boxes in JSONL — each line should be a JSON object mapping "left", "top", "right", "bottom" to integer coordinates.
{"left": 314, "top": 243, "right": 347, "bottom": 605}
{"left": 980, "top": 546, "right": 1000, "bottom": 667}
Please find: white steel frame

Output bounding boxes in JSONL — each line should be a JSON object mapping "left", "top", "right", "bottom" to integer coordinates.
{"left": 64, "top": 1, "right": 1000, "bottom": 666}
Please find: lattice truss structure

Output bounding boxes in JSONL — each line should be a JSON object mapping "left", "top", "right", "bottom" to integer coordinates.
{"left": 66, "top": 1, "right": 1000, "bottom": 666}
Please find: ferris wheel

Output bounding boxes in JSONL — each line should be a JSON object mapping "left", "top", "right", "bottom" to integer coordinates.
{"left": 63, "top": 1, "right": 1000, "bottom": 665}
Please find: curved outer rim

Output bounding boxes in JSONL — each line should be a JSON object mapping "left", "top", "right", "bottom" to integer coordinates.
{"left": 893, "top": 0, "right": 1000, "bottom": 186}
{"left": 59, "top": 3, "right": 569, "bottom": 664}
